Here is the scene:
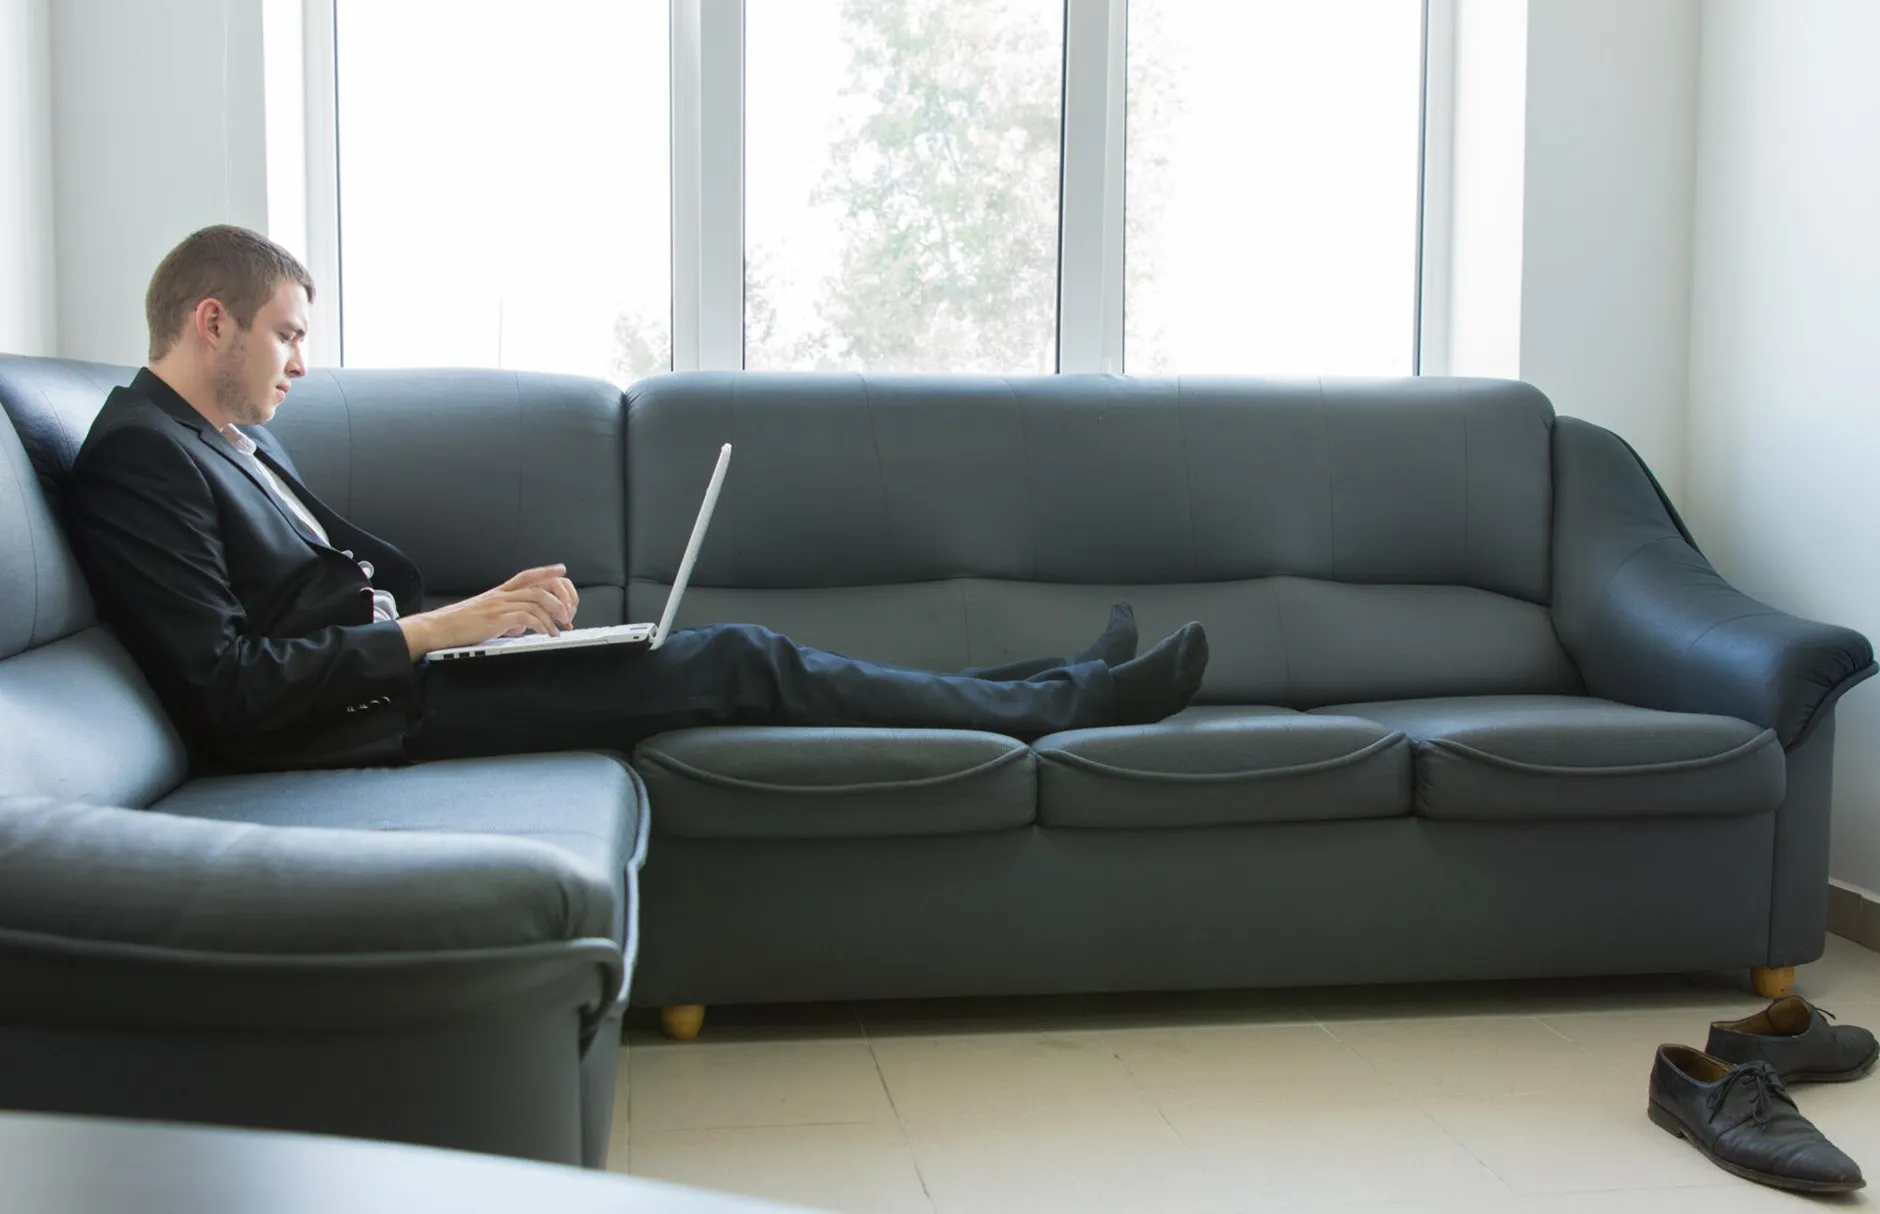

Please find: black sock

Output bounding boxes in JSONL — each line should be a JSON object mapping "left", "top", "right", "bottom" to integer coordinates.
{"left": 1111, "top": 622, "right": 1209, "bottom": 725}
{"left": 1071, "top": 601, "right": 1138, "bottom": 668}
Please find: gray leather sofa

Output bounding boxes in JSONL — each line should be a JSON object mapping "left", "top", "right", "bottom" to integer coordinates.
{"left": 619, "top": 372, "right": 1874, "bottom": 1025}
{"left": 1, "top": 356, "right": 1872, "bottom": 1147}
{"left": 0, "top": 356, "right": 646, "bottom": 1167}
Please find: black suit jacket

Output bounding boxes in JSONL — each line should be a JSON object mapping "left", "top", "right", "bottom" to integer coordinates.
{"left": 66, "top": 368, "right": 427, "bottom": 771}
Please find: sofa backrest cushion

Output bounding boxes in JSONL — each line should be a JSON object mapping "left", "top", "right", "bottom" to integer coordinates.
{"left": 0, "top": 355, "right": 137, "bottom": 509}
{"left": 0, "top": 366, "right": 101, "bottom": 658}
{"left": 625, "top": 373, "right": 1578, "bottom": 706}
{"left": 652, "top": 575, "right": 1583, "bottom": 708}
{"left": 266, "top": 368, "right": 630, "bottom": 624}
{"left": 626, "top": 373, "right": 1556, "bottom": 600}
{"left": 0, "top": 368, "right": 188, "bottom": 806}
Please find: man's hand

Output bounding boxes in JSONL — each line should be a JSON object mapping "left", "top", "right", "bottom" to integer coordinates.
{"left": 397, "top": 564, "right": 581, "bottom": 660}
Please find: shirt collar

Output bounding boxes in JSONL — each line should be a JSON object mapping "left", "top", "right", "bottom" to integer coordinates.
{"left": 218, "top": 423, "right": 259, "bottom": 456}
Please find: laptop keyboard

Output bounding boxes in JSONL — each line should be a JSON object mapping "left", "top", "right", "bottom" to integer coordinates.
{"left": 472, "top": 623, "right": 651, "bottom": 651}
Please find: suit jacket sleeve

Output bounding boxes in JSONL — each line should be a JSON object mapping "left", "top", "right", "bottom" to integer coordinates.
{"left": 66, "top": 427, "right": 418, "bottom": 741}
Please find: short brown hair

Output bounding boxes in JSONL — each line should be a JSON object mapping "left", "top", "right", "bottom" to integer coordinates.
{"left": 144, "top": 225, "right": 315, "bottom": 360}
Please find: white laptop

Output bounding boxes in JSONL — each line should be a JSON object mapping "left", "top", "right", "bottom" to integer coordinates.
{"left": 428, "top": 443, "right": 732, "bottom": 661}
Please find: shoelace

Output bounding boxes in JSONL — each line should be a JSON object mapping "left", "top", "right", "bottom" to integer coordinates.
{"left": 1708, "top": 1061, "right": 1796, "bottom": 1127}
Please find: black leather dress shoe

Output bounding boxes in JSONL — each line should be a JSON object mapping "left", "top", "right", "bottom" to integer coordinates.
{"left": 1648, "top": 1045, "right": 1864, "bottom": 1193}
{"left": 1708, "top": 996, "right": 1880, "bottom": 1083}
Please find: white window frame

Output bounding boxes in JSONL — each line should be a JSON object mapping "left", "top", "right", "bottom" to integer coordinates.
{"left": 291, "top": 0, "right": 1448, "bottom": 378}
{"left": 258, "top": 0, "right": 341, "bottom": 366}
{"left": 1417, "top": 0, "right": 1458, "bottom": 376}
{"left": 671, "top": 0, "right": 743, "bottom": 372}
{"left": 1057, "top": 0, "right": 1128, "bottom": 374}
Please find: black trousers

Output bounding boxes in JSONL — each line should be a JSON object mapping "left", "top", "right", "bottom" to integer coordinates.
{"left": 408, "top": 623, "right": 1117, "bottom": 761}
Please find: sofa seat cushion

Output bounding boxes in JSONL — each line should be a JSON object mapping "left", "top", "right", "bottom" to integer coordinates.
{"left": 1033, "top": 705, "right": 1412, "bottom": 829}
{"left": 632, "top": 727, "right": 1034, "bottom": 840}
{"left": 1310, "top": 695, "right": 1784, "bottom": 820}
{"left": 152, "top": 751, "right": 643, "bottom": 943}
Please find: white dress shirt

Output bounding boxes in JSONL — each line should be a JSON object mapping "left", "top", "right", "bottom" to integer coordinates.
{"left": 221, "top": 425, "right": 400, "bottom": 623}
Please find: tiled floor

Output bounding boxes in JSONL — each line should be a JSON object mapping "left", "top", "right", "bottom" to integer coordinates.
{"left": 610, "top": 937, "right": 1880, "bottom": 1212}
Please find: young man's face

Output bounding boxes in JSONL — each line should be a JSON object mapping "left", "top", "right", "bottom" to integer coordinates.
{"left": 212, "top": 280, "right": 309, "bottom": 426}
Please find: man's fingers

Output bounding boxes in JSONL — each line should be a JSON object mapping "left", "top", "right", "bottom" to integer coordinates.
{"left": 500, "top": 563, "right": 569, "bottom": 590}
{"left": 549, "top": 577, "right": 579, "bottom": 619}
{"left": 508, "top": 588, "right": 567, "bottom": 633}
{"left": 528, "top": 584, "right": 573, "bottom": 627}
{"left": 504, "top": 603, "right": 559, "bottom": 637}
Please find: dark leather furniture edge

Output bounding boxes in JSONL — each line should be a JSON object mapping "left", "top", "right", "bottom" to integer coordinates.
{"left": 1550, "top": 416, "right": 1869, "bottom": 971}
{"left": 0, "top": 928, "right": 621, "bottom": 1166}
{"left": 0, "top": 794, "right": 621, "bottom": 954}
{"left": 1770, "top": 718, "right": 1839, "bottom": 966}
{"left": 0, "top": 782, "right": 650, "bottom": 1167}
{"left": 1551, "top": 416, "right": 1876, "bottom": 751}
{"left": 630, "top": 810, "right": 1780, "bottom": 1006}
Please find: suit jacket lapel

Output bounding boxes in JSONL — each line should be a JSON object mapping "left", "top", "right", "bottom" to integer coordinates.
{"left": 126, "top": 368, "right": 424, "bottom": 611}
{"left": 251, "top": 434, "right": 426, "bottom": 610}
{"left": 126, "top": 371, "right": 325, "bottom": 546}
{"left": 192, "top": 426, "right": 332, "bottom": 549}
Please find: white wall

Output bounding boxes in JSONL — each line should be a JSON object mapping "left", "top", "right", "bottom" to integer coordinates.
{"left": 50, "top": 0, "right": 269, "bottom": 365}
{"left": 1518, "top": 0, "right": 1700, "bottom": 500}
{"left": 1686, "top": 0, "right": 1880, "bottom": 895}
{"left": 0, "top": 0, "right": 56, "bottom": 356}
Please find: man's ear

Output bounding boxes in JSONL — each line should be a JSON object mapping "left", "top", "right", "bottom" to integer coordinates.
{"left": 191, "top": 297, "right": 230, "bottom": 348}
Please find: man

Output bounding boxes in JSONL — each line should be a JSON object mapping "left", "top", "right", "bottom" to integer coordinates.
{"left": 65, "top": 226, "right": 1209, "bottom": 772}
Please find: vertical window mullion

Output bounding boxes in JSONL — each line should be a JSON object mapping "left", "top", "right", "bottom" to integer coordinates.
{"left": 1058, "top": 0, "right": 1127, "bottom": 374}
{"left": 671, "top": 0, "right": 744, "bottom": 372}
{"left": 302, "top": 0, "right": 342, "bottom": 367}
{"left": 1417, "top": 0, "right": 1456, "bottom": 376}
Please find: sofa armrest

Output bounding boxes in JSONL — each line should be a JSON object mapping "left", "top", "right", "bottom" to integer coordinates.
{"left": 0, "top": 795, "right": 619, "bottom": 956}
{"left": 1551, "top": 417, "right": 1875, "bottom": 749}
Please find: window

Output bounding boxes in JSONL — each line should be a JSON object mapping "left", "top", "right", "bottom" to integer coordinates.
{"left": 334, "top": 0, "right": 671, "bottom": 385}
{"left": 322, "top": 0, "right": 1430, "bottom": 380}
{"left": 1124, "top": 1, "right": 1425, "bottom": 375}
{"left": 744, "top": 0, "right": 1064, "bottom": 373}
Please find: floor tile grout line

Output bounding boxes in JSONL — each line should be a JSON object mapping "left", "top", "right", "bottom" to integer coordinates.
{"left": 636, "top": 1118, "right": 907, "bottom": 1136}
{"left": 1534, "top": 1013, "right": 1585, "bottom": 1045}
{"left": 1406, "top": 1092, "right": 1522, "bottom": 1199}
{"left": 861, "top": 1010, "right": 940, "bottom": 1214}
{"left": 1308, "top": 1020, "right": 1404, "bottom": 1101}
{"left": 1097, "top": 1028, "right": 1193, "bottom": 1148}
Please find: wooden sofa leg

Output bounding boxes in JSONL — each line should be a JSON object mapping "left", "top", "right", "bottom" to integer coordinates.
{"left": 660, "top": 1004, "right": 706, "bottom": 1041}
{"left": 1751, "top": 966, "right": 1796, "bottom": 999}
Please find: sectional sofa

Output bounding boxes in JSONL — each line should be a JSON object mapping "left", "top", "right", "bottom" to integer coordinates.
{"left": 1, "top": 356, "right": 1869, "bottom": 1163}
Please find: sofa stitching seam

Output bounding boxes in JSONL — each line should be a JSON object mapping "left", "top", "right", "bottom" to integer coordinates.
{"left": 1001, "top": 375, "right": 1038, "bottom": 580}
{"left": 1176, "top": 376, "right": 1198, "bottom": 581}
{"left": 1425, "top": 728, "right": 1781, "bottom": 777}
{"left": 638, "top": 743, "right": 1030, "bottom": 796}
{"left": 1035, "top": 730, "right": 1408, "bottom": 785}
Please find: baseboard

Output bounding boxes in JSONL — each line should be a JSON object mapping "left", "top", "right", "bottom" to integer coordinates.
{"left": 1828, "top": 880, "right": 1880, "bottom": 952}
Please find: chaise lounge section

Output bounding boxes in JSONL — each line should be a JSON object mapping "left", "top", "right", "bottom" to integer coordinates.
{"left": 0, "top": 356, "right": 645, "bottom": 1166}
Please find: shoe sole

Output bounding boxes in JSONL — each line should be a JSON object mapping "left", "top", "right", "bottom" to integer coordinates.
{"left": 1647, "top": 1100, "right": 1865, "bottom": 1194}
{"left": 1784, "top": 1043, "right": 1880, "bottom": 1085}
